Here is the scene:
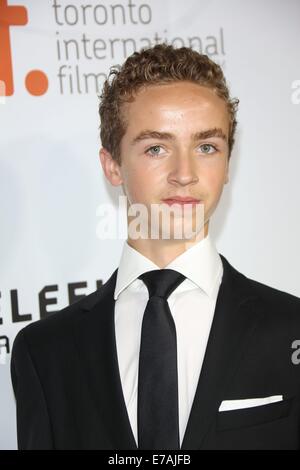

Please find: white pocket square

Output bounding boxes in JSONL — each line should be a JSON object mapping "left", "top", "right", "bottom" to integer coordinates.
{"left": 219, "top": 395, "right": 283, "bottom": 412}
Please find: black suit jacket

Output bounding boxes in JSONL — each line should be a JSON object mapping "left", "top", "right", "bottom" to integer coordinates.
{"left": 10, "top": 254, "right": 300, "bottom": 449}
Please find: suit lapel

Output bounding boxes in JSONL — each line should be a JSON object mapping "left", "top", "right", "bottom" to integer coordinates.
{"left": 72, "top": 269, "right": 138, "bottom": 450}
{"left": 181, "top": 254, "right": 265, "bottom": 449}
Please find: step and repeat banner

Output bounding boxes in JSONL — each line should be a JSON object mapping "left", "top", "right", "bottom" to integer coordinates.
{"left": 0, "top": 0, "right": 299, "bottom": 449}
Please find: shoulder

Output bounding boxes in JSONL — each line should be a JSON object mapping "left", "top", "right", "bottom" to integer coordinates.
{"left": 247, "top": 276, "right": 300, "bottom": 326}
{"left": 12, "top": 269, "right": 117, "bottom": 354}
{"left": 246, "top": 276, "right": 300, "bottom": 306}
{"left": 222, "top": 254, "right": 300, "bottom": 321}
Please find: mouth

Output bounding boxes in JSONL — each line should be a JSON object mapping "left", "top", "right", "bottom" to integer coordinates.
{"left": 162, "top": 197, "right": 202, "bottom": 206}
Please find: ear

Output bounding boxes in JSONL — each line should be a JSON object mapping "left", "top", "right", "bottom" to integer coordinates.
{"left": 99, "top": 147, "right": 123, "bottom": 186}
{"left": 224, "top": 155, "right": 230, "bottom": 184}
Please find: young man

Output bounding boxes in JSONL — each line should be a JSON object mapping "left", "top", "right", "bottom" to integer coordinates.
{"left": 11, "top": 44, "right": 300, "bottom": 450}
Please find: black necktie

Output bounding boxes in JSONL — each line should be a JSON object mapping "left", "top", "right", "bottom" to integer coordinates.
{"left": 137, "top": 269, "right": 186, "bottom": 450}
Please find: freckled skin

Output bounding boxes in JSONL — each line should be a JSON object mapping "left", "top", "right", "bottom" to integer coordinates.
{"left": 100, "top": 81, "right": 230, "bottom": 267}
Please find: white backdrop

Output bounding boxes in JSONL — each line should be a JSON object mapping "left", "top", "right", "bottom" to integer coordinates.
{"left": 0, "top": 0, "right": 299, "bottom": 449}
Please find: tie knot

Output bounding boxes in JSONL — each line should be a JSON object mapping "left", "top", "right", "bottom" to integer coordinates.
{"left": 138, "top": 269, "right": 186, "bottom": 300}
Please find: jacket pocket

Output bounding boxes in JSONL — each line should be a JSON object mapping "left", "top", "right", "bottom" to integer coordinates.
{"left": 216, "top": 396, "right": 294, "bottom": 431}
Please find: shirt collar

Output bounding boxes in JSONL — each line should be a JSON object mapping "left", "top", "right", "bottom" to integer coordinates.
{"left": 114, "top": 232, "right": 223, "bottom": 300}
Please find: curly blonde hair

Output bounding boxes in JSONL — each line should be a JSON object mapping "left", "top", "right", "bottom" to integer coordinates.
{"left": 98, "top": 43, "right": 239, "bottom": 165}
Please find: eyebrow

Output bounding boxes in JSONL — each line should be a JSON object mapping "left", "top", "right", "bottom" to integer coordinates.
{"left": 130, "top": 127, "right": 227, "bottom": 146}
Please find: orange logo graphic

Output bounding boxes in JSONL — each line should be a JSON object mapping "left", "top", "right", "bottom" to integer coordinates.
{"left": 0, "top": 0, "right": 48, "bottom": 96}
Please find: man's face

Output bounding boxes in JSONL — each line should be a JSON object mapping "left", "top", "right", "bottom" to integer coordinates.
{"left": 100, "top": 81, "right": 230, "bottom": 240}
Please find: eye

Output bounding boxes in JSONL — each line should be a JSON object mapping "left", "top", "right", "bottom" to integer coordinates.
{"left": 145, "top": 145, "right": 163, "bottom": 157}
{"left": 199, "top": 143, "right": 217, "bottom": 154}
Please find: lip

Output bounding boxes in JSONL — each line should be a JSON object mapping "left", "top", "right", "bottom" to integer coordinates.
{"left": 162, "top": 197, "right": 202, "bottom": 205}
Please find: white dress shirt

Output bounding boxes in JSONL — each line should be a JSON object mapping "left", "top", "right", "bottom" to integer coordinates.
{"left": 114, "top": 232, "right": 223, "bottom": 447}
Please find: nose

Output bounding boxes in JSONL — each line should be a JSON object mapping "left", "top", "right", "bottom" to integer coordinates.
{"left": 167, "top": 150, "right": 199, "bottom": 186}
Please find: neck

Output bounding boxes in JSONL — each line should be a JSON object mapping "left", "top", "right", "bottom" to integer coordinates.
{"left": 127, "top": 221, "right": 209, "bottom": 268}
